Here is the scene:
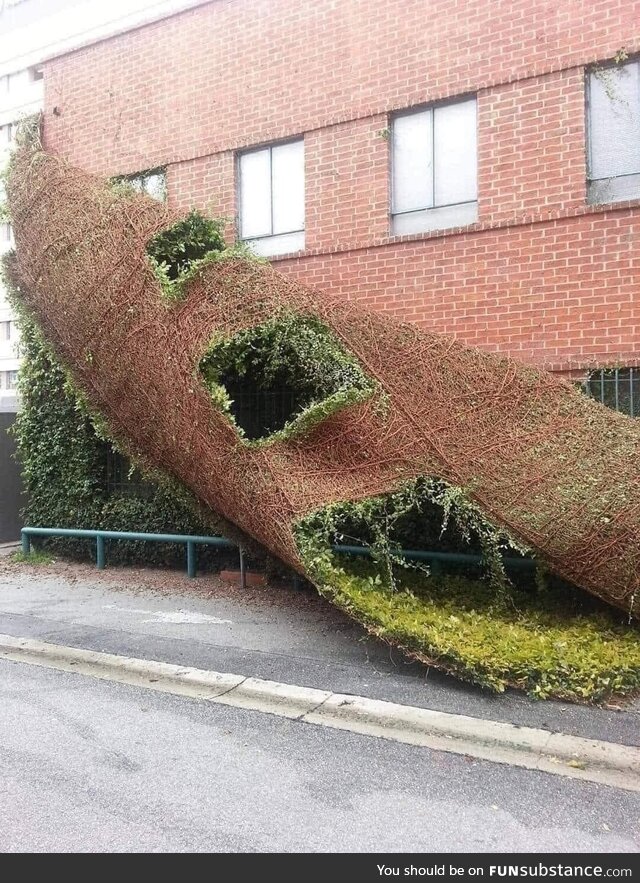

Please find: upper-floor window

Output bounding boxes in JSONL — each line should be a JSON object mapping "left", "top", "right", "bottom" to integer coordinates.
{"left": 123, "top": 168, "right": 166, "bottom": 201}
{"left": 391, "top": 97, "right": 478, "bottom": 236}
{"left": 1, "top": 370, "right": 18, "bottom": 391}
{"left": 587, "top": 59, "right": 640, "bottom": 204}
{"left": 0, "top": 123, "right": 14, "bottom": 147}
{"left": 0, "top": 321, "right": 12, "bottom": 341}
{"left": 1, "top": 222, "right": 12, "bottom": 243}
{"left": 238, "top": 139, "right": 305, "bottom": 257}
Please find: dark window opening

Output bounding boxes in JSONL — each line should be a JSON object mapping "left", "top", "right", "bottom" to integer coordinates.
{"left": 584, "top": 367, "right": 639, "bottom": 417}
{"left": 200, "top": 316, "right": 373, "bottom": 441}
{"left": 104, "top": 446, "right": 154, "bottom": 498}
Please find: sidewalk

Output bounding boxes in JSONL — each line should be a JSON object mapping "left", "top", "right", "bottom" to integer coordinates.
{"left": 0, "top": 555, "right": 638, "bottom": 750}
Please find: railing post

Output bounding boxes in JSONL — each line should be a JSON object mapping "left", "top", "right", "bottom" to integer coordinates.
{"left": 96, "top": 534, "right": 105, "bottom": 570}
{"left": 186, "top": 541, "right": 196, "bottom": 578}
{"left": 239, "top": 546, "right": 246, "bottom": 589}
{"left": 21, "top": 530, "right": 31, "bottom": 557}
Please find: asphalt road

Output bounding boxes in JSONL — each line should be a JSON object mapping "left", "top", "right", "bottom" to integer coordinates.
{"left": 1, "top": 658, "right": 639, "bottom": 853}
{"left": 0, "top": 562, "right": 638, "bottom": 853}
{"left": 0, "top": 565, "right": 637, "bottom": 745}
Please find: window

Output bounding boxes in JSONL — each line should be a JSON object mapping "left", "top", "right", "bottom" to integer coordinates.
{"left": 0, "top": 321, "right": 11, "bottom": 341}
{"left": 122, "top": 168, "right": 166, "bottom": 202}
{"left": 29, "top": 66, "right": 44, "bottom": 82}
{"left": 1, "top": 370, "right": 18, "bottom": 391}
{"left": 6, "top": 69, "right": 28, "bottom": 96}
{"left": 1, "top": 222, "right": 12, "bottom": 243}
{"left": 587, "top": 60, "right": 640, "bottom": 204}
{"left": 584, "top": 368, "right": 639, "bottom": 417}
{"left": 238, "top": 139, "right": 305, "bottom": 257}
{"left": 391, "top": 97, "right": 478, "bottom": 235}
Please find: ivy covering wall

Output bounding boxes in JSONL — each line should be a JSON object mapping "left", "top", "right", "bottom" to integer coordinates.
{"left": 12, "top": 310, "right": 229, "bottom": 565}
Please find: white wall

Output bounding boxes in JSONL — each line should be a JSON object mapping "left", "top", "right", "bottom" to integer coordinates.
{"left": 0, "top": 0, "right": 208, "bottom": 411}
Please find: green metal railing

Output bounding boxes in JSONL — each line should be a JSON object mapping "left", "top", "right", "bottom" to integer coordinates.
{"left": 20, "top": 527, "right": 242, "bottom": 582}
{"left": 20, "top": 526, "right": 536, "bottom": 583}
{"left": 332, "top": 544, "right": 535, "bottom": 572}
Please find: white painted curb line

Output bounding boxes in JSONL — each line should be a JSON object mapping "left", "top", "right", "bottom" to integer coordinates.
{"left": 0, "top": 633, "right": 638, "bottom": 792}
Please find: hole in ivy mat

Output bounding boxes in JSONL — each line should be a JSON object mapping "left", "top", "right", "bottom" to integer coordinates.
{"left": 295, "top": 483, "right": 640, "bottom": 703}
{"left": 199, "top": 314, "right": 375, "bottom": 441}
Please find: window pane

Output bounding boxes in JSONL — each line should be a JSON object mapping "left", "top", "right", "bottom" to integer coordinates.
{"left": 392, "top": 110, "right": 433, "bottom": 213}
{"left": 246, "top": 230, "right": 305, "bottom": 257}
{"left": 143, "top": 172, "right": 166, "bottom": 202}
{"left": 434, "top": 98, "right": 477, "bottom": 206}
{"left": 272, "top": 140, "right": 305, "bottom": 234}
{"left": 589, "top": 62, "right": 640, "bottom": 181}
{"left": 239, "top": 148, "right": 272, "bottom": 239}
{"left": 392, "top": 201, "right": 478, "bottom": 235}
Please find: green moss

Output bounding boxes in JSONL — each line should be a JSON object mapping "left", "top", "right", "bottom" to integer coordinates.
{"left": 295, "top": 483, "right": 639, "bottom": 702}
{"left": 311, "top": 556, "right": 640, "bottom": 701}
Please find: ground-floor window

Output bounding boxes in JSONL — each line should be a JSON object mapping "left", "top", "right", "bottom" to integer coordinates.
{"left": 583, "top": 367, "right": 639, "bottom": 417}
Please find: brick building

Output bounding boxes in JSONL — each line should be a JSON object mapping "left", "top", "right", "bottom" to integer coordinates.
{"left": 26, "top": 0, "right": 640, "bottom": 393}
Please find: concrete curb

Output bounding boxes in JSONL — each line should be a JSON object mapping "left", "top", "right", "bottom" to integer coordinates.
{"left": 0, "top": 633, "right": 638, "bottom": 792}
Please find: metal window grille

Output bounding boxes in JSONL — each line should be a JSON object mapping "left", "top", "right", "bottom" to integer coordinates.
{"left": 583, "top": 368, "right": 639, "bottom": 417}
{"left": 104, "top": 448, "right": 154, "bottom": 497}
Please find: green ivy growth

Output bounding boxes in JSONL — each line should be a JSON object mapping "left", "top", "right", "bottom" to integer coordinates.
{"left": 146, "top": 210, "right": 259, "bottom": 301}
{"left": 294, "top": 480, "right": 640, "bottom": 702}
{"left": 200, "top": 313, "right": 377, "bottom": 443}
{"left": 147, "top": 210, "right": 225, "bottom": 279}
{"left": 2, "top": 259, "right": 232, "bottom": 568}
{"left": 314, "top": 557, "right": 640, "bottom": 701}
{"left": 295, "top": 477, "right": 529, "bottom": 599}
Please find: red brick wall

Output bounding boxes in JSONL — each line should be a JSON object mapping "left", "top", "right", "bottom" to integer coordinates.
{"left": 41, "top": 0, "right": 640, "bottom": 372}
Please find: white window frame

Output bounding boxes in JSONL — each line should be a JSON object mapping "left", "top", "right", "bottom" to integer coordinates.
{"left": 0, "top": 321, "right": 11, "bottom": 341}
{"left": 238, "top": 139, "right": 305, "bottom": 257}
{"left": 586, "top": 58, "right": 640, "bottom": 205}
{"left": 391, "top": 96, "right": 478, "bottom": 236}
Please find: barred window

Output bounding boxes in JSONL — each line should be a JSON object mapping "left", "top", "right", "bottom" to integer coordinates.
{"left": 584, "top": 368, "right": 639, "bottom": 417}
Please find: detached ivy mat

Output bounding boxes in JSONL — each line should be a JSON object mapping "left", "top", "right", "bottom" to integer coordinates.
{"left": 313, "top": 558, "right": 640, "bottom": 702}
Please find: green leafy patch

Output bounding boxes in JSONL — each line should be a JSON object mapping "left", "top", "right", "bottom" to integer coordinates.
{"left": 295, "top": 482, "right": 640, "bottom": 702}
{"left": 200, "top": 313, "right": 376, "bottom": 442}
{"left": 146, "top": 210, "right": 256, "bottom": 301}
{"left": 11, "top": 549, "right": 55, "bottom": 565}
{"left": 309, "top": 556, "right": 640, "bottom": 701}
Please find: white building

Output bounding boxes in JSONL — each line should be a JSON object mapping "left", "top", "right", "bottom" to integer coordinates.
{"left": 0, "top": 0, "right": 206, "bottom": 412}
